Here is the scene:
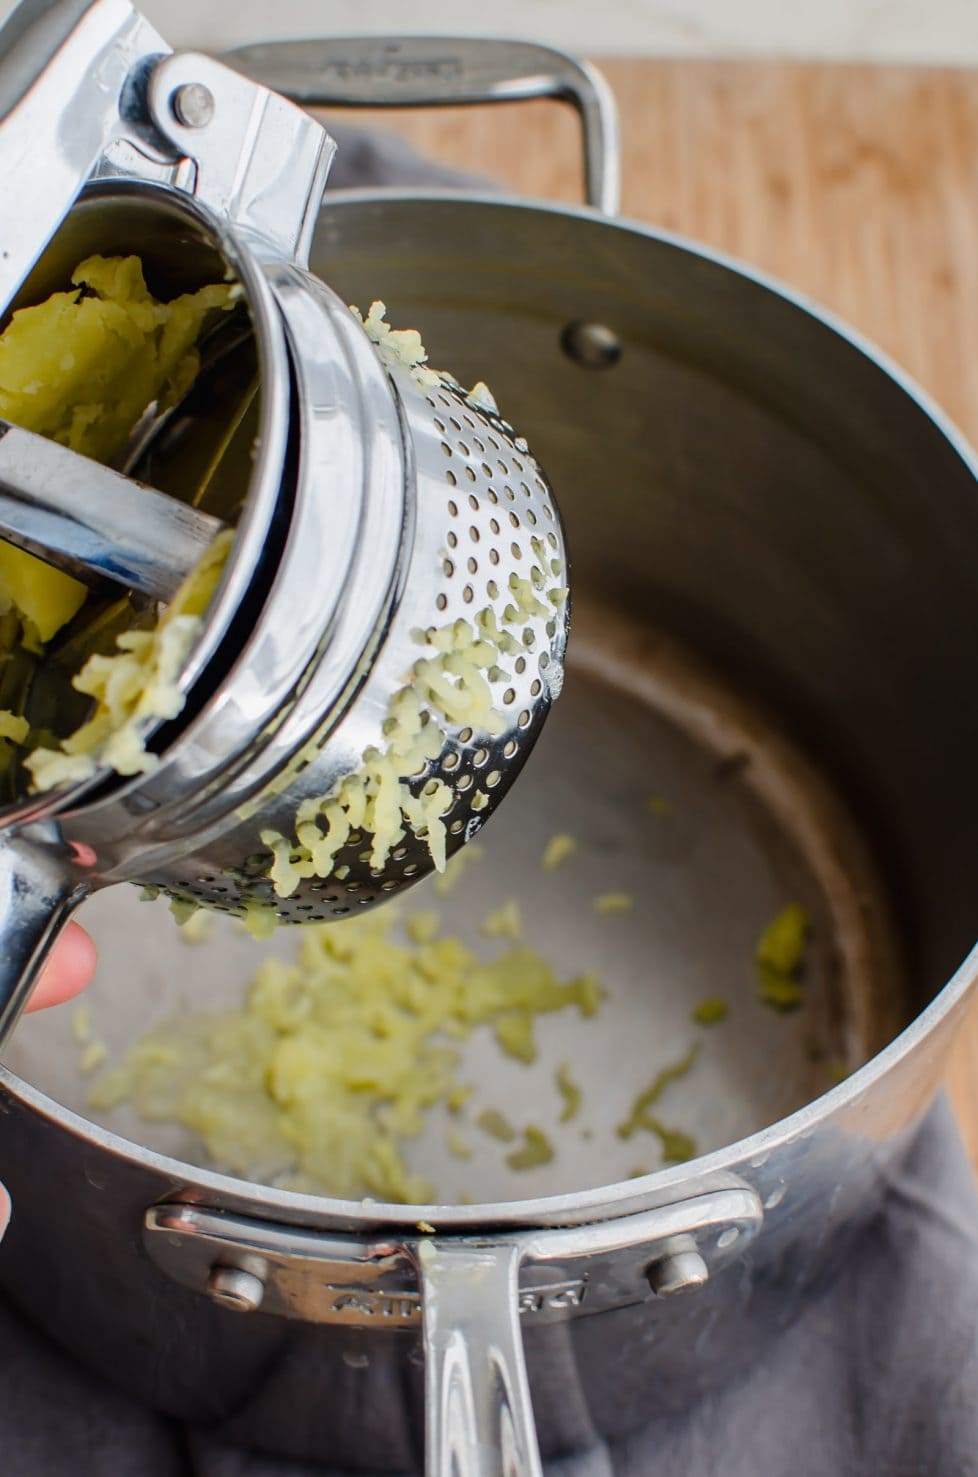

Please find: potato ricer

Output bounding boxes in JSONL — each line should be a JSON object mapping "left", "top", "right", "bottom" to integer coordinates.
{"left": 0, "top": 0, "right": 569, "bottom": 1042}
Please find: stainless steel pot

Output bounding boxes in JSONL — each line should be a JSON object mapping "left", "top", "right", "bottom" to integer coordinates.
{"left": 2, "top": 37, "right": 977, "bottom": 1477}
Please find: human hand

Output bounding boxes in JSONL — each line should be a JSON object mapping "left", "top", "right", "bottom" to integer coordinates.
{"left": 0, "top": 923, "right": 97, "bottom": 1241}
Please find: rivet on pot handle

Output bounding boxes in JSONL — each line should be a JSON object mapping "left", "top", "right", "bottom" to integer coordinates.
{"left": 220, "top": 35, "right": 622, "bottom": 217}
{"left": 144, "top": 1187, "right": 763, "bottom": 1477}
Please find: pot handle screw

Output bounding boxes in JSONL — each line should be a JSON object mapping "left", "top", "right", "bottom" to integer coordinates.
{"left": 206, "top": 1264, "right": 266, "bottom": 1313}
{"left": 646, "top": 1242, "right": 710, "bottom": 1297}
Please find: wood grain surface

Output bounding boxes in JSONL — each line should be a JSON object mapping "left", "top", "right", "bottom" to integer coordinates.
{"left": 330, "top": 60, "right": 978, "bottom": 1174}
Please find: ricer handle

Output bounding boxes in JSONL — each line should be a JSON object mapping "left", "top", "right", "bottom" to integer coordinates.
{"left": 0, "top": 0, "right": 167, "bottom": 316}
{"left": 0, "top": 836, "right": 87, "bottom": 1049}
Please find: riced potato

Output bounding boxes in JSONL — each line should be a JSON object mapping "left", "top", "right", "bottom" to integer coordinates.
{"left": 89, "top": 905, "right": 604, "bottom": 1202}
{"left": 0, "top": 255, "right": 238, "bottom": 793}
{"left": 0, "top": 255, "right": 238, "bottom": 641}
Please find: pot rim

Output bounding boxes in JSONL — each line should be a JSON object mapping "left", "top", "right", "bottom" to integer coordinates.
{"left": 4, "top": 188, "right": 976, "bottom": 1233}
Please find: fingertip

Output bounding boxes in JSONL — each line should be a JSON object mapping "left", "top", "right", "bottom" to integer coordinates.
{"left": 27, "top": 922, "right": 98, "bottom": 1013}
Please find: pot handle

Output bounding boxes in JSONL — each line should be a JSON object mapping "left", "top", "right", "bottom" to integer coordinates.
{"left": 220, "top": 36, "right": 621, "bottom": 217}
{"left": 0, "top": 835, "right": 86, "bottom": 1048}
{"left": 418, "top": 1240, "right": 541, "bottom": 1477}
{"left": 146, "top": 1190, "right": 763, "bottom": 1477}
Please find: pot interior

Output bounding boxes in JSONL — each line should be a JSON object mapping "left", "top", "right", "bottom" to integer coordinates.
{"left": 7, "top": 195, "right": 978, "bottom": 1206}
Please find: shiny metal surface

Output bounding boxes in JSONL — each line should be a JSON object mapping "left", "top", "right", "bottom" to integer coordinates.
{"left": 206, "top": 1265, "right": 267, "bottom": 1312}
{"left": 146, "top": 50, "right": 336, "bottom": 266}
{"left": 2, "top": 276, "right": 568, "bottom": 927}
{"left": 141, "top": 1192, "right": 762, "bottom": 1327}
{"left": 0, "top": 420, "right": 225, "bottom": 601}
{"left": 420, "top": 1243, "right": 539, "bottom": 1477}
{"left": 223, "top": 35, "right": 620, "bottom": 216}
{"left": 0, "top": 13, "right": 569, "bottom": 1052}
{"left": 0, "top": 836, "right": 84, "bottom": 1047}
{"left": 2, "top": 180, "right": 973, "bottom": 1466}
{"left": 2, "top": 30, "right": 978, "bottom": 1477}
{"left": 0, "top": 0, "right": 167, "bottom": 313}
{"left": 142, "top": 1191, "right": 761, "bottom": 1475}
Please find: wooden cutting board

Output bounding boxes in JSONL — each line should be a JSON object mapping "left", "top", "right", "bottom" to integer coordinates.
{"left": 334, "top": 60, "right": 978, "bottom": 1174}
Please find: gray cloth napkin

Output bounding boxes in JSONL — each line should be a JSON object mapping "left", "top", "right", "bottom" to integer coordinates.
{"left": 2, "top": 126, "right": 977, "bottom": 1477}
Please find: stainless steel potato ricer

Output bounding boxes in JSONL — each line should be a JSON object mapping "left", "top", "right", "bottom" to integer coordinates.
{"left": 0, "top": 0, "right": 569, "bottom": 1042}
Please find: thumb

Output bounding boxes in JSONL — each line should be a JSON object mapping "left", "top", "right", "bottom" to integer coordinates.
{"left": 0, "top": 1182, "right": 9, "bottom": 1244}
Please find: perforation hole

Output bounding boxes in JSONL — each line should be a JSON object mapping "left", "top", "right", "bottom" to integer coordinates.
{"left": 446, "top": 469, "right": 457, "bottom": 488}
{"left": 441, "top": 442, "right": 452, "bottom": 457}
{"left": 458, "top": 726, "right": 473, "bottom": 743}
{"left": 503, "top": 688, "right": 516, "bottom": 705}
{"left": 448, "top": 499, "right": 458, "bottom": 517}
{"left": 518, "top": 709, "right": 531, "bottom": 728}
{"left": 447, "top": 530, "right": 458, "bottom": 548}
{"left": 473, "top": 746, "right": 489, "bottom": 766}
{"left": 463, "top": 585, "right": 474, "bottom": 604}
{"left": 503, "top": 739, "right": 517, "bottom": 758}
{"left": 486, "top": 770, "right": 502, "bottom": 788}
{"left": 530, "top": 679, "right": 542, "bottom": 696}
{"left": 468, "top": 525, "right": 480, "bottom": 542}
